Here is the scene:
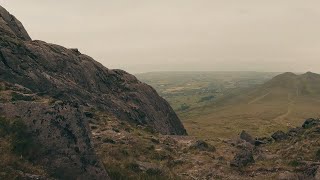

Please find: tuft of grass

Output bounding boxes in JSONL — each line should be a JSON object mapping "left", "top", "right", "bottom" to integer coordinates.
{"left": 0, "top": 117, "right": 10, "bottom": 137}
{"left": 105, "top": 163, "right": 174, "bottom": 180}
{"left": 0, "top": 84, "right": 5, "bottom": 91}
{"left": 102, "top": 138, "right": 116, "bottom": 144}
{"left": 10, "top": 120, "right": 36, "bottom": 158}
{"left": 198, "top": 95, "right": 215, "bottom": 102}
{"left": 0, "top": 117, "right": 40, "bottom": 160}
{"left": 288, "top": 160, "right": 303, "bottom": 167}
{"left": 177, "top": 103, "right": 190, "bottom": 112}
{"left": 0, "top": 117, "right": 46, "bottom": 178}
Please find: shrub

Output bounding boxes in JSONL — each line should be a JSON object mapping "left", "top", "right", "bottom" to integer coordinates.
{"left": 120, "top": 149, "right": 129, "bottom": 156}
{"left": 151, "top": 151, "right": 172, "bottom": 161}
{"left": 11, "top": 92, "right": 34, "bottom": 101}
{"left": 10, "top": 120, "right": 36, "bottom": 158}
{"left": 146, "top": 168, "right": 162, "bottom": 176}
{"left": 126, "top": 162, "right": 141, "bottom": 172}
{"left": 199, "top": 95, "right": 215, "bottom": 102}
{"left": 106, "top": 165, "right": 169, "bottom": 180}
{"left": 177, "top": 103, "right": 190, "bottom": 111}
{"left": 0, "top": 117, "right": 37, "bottom": 159}
{"left": 316, "top": 150, "right": 320, "bottom": 160}
{"left": 0, "top": 117, "right": 10, "bottom": 137}
{"left": 107, "top": 169, "right": 128, "bottom": 180}
{"left": 112, "top": 127, "right": 120, "bottom": 133}
{"left": 102, "top": 138, "right": 116, "bottom": 144}
{"left": 0, "top": 84, "right": 5, "bottom": 91}
{"left": 288, "top": 160, "right": 303, "bottom": 167}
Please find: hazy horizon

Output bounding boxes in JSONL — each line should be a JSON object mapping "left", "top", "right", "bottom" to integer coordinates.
{"left": 2, "top": 0, "right": 320, "bottom": 73}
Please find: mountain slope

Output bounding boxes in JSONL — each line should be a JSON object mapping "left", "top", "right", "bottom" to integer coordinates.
{"left": 0, "top": 5, "right": 185, "bottom": 179}
{"left": 0, "top": 5, "right": 186, "bottom": 136}
{"left": 183, "top": 72, "right": 320, "bottom": 139}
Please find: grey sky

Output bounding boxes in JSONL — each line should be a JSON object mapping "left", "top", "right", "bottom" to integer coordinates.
{"left": 2, "top": 0, "right": 320, "bottom": 73}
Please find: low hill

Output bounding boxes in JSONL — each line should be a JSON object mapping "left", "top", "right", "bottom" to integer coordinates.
{"left": 183, "top": 72, "right": 320, "bottom": 140}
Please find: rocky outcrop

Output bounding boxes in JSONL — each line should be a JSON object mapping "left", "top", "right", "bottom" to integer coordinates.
{"left": 271, "top": 130, "right": 288, "bottom": 142}
{"left": 287, "top": 127, "right": 304, "bottom": 137}
{"left": 302, "top": 118, "right": 320, "bottom": 129}
{"left": 0, "top": 6, "right": 31, "bottom": 41}
{"left": 189, "top": 140, "right": 215, "bottom": 152}
{"left": 0, "top": 100, "right": 109, "bottom": 179}
{"left": 0, "top": 5, "right": 186, "bottom": 135}
{"left": 240, "top": 130, "right": 255, "bottom": 145}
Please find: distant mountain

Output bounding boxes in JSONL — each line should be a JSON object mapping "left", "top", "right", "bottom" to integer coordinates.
{"left": 183, "top": 72, "right": 320, "bottom": 138}
{"left": 260, "top": 71, "right": 320, "bottom": 95}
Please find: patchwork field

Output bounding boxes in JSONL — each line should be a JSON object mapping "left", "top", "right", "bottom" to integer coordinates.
{"left": 136, "top": 71, "right": 278, "bottom": 112}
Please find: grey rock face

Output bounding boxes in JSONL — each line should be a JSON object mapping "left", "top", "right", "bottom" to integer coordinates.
{"left": 0, "top": 6, "right": 31, "bottom": 41}
{"left": 0, "top": 5, "right": 186, "bottom": 135}
{"left": 0, "top": 101, "right": 109, "bottom": 180}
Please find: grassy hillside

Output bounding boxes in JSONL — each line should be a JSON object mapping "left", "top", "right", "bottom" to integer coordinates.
{"left": 182, "top": 72, "right": 320, "bottom": 141}
{"left": 137, "top": 71, "right": 320, "bottom": 142}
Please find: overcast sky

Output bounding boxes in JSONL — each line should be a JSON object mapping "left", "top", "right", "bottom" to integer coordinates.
{"left": 2, "top": 0, "right": 320, "bottom": 73}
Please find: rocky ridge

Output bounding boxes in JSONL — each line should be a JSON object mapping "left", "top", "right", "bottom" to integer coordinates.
{"left": 0, "top": 5, "right": 186, "bottom": 179}
{"left": 0, "top": 5, "right": 186, "bottom": 136}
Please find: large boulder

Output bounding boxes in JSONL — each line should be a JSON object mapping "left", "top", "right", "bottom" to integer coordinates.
{"left": 0, "top": 5, "right": 186, "bottom": 135}
{"left": 302, "top": 118, "right": 320, "bottom": 129}
{"left": 240, "top": 130, "right": 255, "bottom": 144}
{"left": 189, "top": 140, "right": 215, "bottom": 152}
{"left": 272, "top": 131, "right": 288, "bottom": 141}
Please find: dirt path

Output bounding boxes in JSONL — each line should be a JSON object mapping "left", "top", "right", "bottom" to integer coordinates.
{"left": 273, "top": 93, "right": 296, "bottom": 126}
{"left": 248, "top": 92, "right": 271, "bottom": 104}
